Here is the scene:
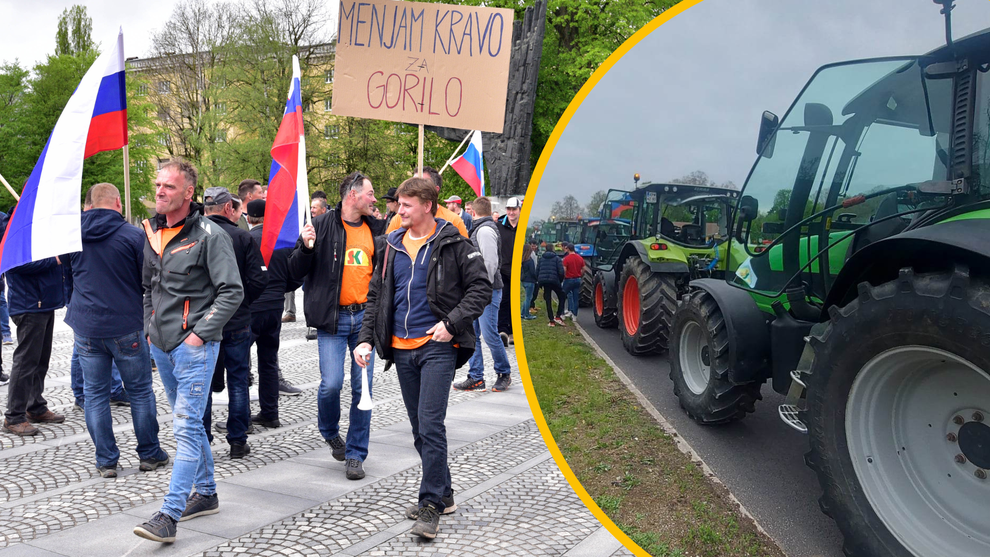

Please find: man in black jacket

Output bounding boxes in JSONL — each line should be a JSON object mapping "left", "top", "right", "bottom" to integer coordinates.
{"left": 246, "top": 200, "right": 303, "bottom": 428}
{"left": 496, "top": 197, "right": 521, "bottom": 345}
{"left": 289, "top": 172, "right": 385, "bottom": 481}
{"left": 201, "top": 187, "right": 268, "bottom": 457}
{"left": 355, "top": 177, "right": 491, "bottom": 540}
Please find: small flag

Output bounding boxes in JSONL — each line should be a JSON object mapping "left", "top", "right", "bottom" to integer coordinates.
{"left": 0, "top": 30, "right": 128, "bottom": 274}
{"left": 451, "top": 130, "right": 484, "bottom": 197}
{"left": 260, "top": 55, "right": 309, "bottom": 265}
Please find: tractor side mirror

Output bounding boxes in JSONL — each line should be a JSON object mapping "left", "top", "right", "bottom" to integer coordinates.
{"left": 739, "top": 195, "right": 759, "bottom": 222}
{"left": 757, "top": 110, "right": 778, "bottom": 158}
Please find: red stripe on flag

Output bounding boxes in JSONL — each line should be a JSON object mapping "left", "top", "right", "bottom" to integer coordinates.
{"left": 451, "top": 157, "right": 483, "bottom": 197}
{"left": 260, "top": 165, "right": 296, "bottom": 265}
{"left": 84, "top": 109, "right": 128, "bottom": 158}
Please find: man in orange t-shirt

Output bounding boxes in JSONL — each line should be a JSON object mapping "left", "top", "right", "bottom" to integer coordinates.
{"left": 288, "top": 172, "right": 386, "bottom": 482}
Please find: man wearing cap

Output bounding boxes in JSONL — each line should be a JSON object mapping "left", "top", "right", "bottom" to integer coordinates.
{"left": 444, "top": 195, "right": 473, "bottom": 232}
{"left": 496, "top": 197, "right": 522, "bottom": 346}
{"left": 201, "top": 186, "right": 268, "bottom": 458}
{"left": 385, "top": 167, "right": 468, "bottom": 238}
{"left": 383, "top": 187, "right": 399, "bottom": 224}
{"left": 246, "top": 200, "right": 303, "bottom": 429}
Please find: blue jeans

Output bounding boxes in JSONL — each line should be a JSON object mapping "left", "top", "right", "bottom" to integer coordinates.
{"left": 71, "top": 342, "right": 124, "bottom": 404}
{"left": 522, "top": 282, "right": 535, "bottom": 318}
{"left": 0, "top": 276, "right": 9, "bottom": 337}
{"left": 394, "top": 341, "right": 457, "bottom": 510}
{"left": 468, "top": 289, "right": 511, "bottom": 382}
{"left": 75, "top": 332, "right": 165, "bottom": 468}
{"left": 563, "top": 277, "right": 582, "bottom": 316}
{"left": 316, "top": 309, "right": 373, "bottom": 461}
{"left": 151, "top": 339, "right": 220, "bottom": 521}
{"left": 202, "top": 326, "right": 253, "bottom": 445}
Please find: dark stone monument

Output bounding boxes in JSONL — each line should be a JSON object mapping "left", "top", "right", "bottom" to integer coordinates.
{"left": 430, "top": 0, "right": 547, "bottom": 197}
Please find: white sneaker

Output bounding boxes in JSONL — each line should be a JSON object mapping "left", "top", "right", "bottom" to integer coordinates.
{"left": 563, "top": 311, "right": 573, "bottom": 318}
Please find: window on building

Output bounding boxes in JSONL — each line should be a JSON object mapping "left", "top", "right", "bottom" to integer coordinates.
{"left": 325, "top": 70, "right": 333, "bottom": 83}
{"left": 158, "top": 81, "right": 171, "bottom": 95}
{"left": 324, "top": 99, "right": 332, "bottom": 111}
{"left": 303, "top": 102, "right": 312, "bottom": 113}
{"left": 159, "top": 134, "right": 171, "bottom": 147}
{"left": 213, "top": 102, "right": 226, "bottom": 114}
{"left": 215, "top": 129, "right": 227, "bottom": 143}
{"left": 137, "top": 84, "right": 148, "bottom": 96}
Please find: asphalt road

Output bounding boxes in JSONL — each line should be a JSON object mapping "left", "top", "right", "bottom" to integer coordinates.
{"left": 575, "top": 310, "right": 845, "bottom": 557}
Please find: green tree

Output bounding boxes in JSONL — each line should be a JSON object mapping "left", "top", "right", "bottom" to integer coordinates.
{"left": 586, "top": 189, "right": 606, "bottom": 217}
{"left": 55, "top": 6, "right": 95, "bottom": 57}
{"left": 0, "top": 62, "right": 30, "bottom": 207}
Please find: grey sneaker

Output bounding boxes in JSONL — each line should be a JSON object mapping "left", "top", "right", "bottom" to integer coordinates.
{"left": 326, "top": 435, "right": 345, "bottom": 461}
{"left": 133, "top": 512, "right": 177, "bottom": 543}
{"left": 410, "top": 503, "right": 441, "bottom": 539}
{"left": 492, "top": 375, "right": 512, "bottom": 392}
{"left": 96, "top": 465, "right": 118, "bottom": 478}
{"left": 452, "top": 378, "right": 485, "bottom": 391}
{"left": 278, "top": 377, "right": 303, "bottom": 396}
{"left": 140, "top": 453, "right": 170, "bottom": 472}
{"left": 345, "top": 458, "right": 365, "bottom": 480}
{"left": 180, "top": 492, "right": 219, "bottom": 522}
{"left": 406, "top": 493, "right": 457, "bottom": 520}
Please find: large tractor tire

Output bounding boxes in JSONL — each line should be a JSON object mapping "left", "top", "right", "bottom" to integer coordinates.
{"left": 593, "top": 271, "right": 617, "bottom": 329}
{"left": 617, "top": 256, "right": 677, "bottom": 355}
{"left": 579, "top": 262, "right": 594, "bottom": 308}
{"left": 669, "top": 289, "right": 762, "bottom": 424}
{"left": 803, "top": 266, "right": 990, "bottom": 557}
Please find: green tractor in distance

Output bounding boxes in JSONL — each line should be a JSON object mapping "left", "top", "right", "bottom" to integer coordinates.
{"left": 667, "top": 15, "right": 990, "bottom": 556}
{"left": 537, "top": 217, "right": 602, "bottom": 306}
{"left": 590, "top": 182, "right": 741, "bottom": 355}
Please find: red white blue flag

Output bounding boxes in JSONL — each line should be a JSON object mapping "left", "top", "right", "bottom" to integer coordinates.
{"left": 260, "top": 55, "right": 309, "bottom": 265}
{"left": 451, "top": 130, "right": 484, "bottom": 197}
{"left": 0, "top": 30, "right": 128, "bottom": 274}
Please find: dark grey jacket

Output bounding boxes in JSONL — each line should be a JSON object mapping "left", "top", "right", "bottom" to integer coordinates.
{"left": 142, "top": 203, "right": 244, "bottom": 352}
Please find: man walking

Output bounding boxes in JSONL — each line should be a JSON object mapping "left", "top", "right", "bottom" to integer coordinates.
{"left": 355, "top": 177, "right": 490, "bottom": 539}
{"left": 561, "top": 243, "right": 585, "bottom": 318}
{"left": 133, "top": 160, "right": 243, "bottom": 543}
{"left": 66, "top": 183, "right": 169, "bottom": 477}
{"left": 538, "top": 244, "right": 567, "bottom": 326}
{"left": 444, "top": 195, "right": 473, "bottom": 232}
{"left": 247, "top": 199, "right": 303, "bottom": 429}
{"left": 453, "top": 197, "right": 512, "bottom": 393}
{"left": 201, "top": 187, "right": 268, "bottom": 457}
{"left": 289, "top": 171, "right": 385, "bottom": 480}
{"left": 2, "top": 251, "right": 68, "bottom": 435}
{"left": 496, "top": 197, "right": 521, "bottom": 345}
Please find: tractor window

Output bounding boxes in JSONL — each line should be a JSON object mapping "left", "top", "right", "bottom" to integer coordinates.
{"left": 974, "top": 66, "right": 990, "bottom": 198}
{"left": 730, "top": 58, "right": 954, "bottom": 297}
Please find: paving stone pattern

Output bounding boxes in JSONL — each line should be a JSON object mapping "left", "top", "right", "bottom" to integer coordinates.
{"left": 0, "top": 299, "right": 623, "bottom": 555}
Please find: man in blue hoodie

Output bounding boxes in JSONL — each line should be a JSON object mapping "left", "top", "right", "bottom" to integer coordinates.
{"left": 66, "top": 183, "right": 169, "bottom": 477}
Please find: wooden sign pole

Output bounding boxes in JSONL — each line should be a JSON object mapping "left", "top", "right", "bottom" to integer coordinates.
{"left": 417, "top": 124, "right": 425, "bottom": 177}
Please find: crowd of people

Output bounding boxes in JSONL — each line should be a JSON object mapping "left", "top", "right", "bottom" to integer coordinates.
{"left": 0, "top": 160, "right": 523, "bottom": 543}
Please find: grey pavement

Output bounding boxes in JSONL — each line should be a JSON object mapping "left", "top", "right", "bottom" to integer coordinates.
{"left": 0, "top": 292, "right": 628, "bottom": 556}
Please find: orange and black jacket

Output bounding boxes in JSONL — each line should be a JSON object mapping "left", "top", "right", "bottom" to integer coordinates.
{"left": 141, "top": 203, "right": 244, "bottom": 352}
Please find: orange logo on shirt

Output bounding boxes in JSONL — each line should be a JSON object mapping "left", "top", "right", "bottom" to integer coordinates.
{"left": 345, "top": 248, "right": 370, "bottom": 266}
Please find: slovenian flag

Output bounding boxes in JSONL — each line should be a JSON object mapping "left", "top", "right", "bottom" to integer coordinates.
{"left": 451, "top": 130, "right": 484, "bottom": 197}
{"left": 260, "top": 55, "right": 309, "bottom": 265}
{"left": 0, "top": 30, "right": 128, "bottom": 274}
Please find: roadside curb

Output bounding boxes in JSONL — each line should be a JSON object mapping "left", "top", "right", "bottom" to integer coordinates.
{"left": 572, "top": 319, "right": 777, "bottom": 543}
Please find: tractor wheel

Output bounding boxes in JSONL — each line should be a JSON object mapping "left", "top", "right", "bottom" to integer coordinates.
{"left": 669, "top": 289, "right": 762, "bottom": 425}
{"left": 804, "top": 266, "right": 990, "bottom": 557}
{"left": 617, "top": 256, "right": 676, "bottom": 355}
{"left": 593, "top": 272, "right": 617, "bottom": 329}
{"left": 580, "top": 263, "right": 594, "bottom": 308}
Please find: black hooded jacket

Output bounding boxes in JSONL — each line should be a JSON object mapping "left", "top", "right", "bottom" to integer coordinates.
{"left": 206, "top": 214, "right": 268, "bottom": 332}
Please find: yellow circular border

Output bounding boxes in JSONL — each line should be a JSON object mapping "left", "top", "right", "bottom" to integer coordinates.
{"left": 512, "top": 1, "right": 705, "bottom": 555}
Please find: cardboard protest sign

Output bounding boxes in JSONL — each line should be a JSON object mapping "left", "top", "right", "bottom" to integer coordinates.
{"left": 331, "top": 0, "right": 514, "bottom": 133}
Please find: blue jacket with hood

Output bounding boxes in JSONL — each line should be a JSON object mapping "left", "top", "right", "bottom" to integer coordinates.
{"left": 65, "top": 209, "right": 145, "bottom": 338}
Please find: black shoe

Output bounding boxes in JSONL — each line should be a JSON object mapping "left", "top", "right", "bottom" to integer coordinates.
{"left": 306, "top": 327, "right": 318, "bottom": 341}
{"left": 499, "top": 332, "right": 509, "bottom": 347}
{"left": 492, "top": 375, "right": 512, "bottom": 392}
{"left": 250, "top": 414, "right": 281, "bottom": 428}
{"left": 180, "top": 492, "right": 219, "bottom": 522}
{"left": 452, "top": 378, "right": 485, "bottom": 392}
{"left": 345, "top": 458, "right": 365, "bottom": 480}
{"left": 326, "top": 435, "right": 346, "bottom": 461}
{"left": 140, "top": 453, "right": 170, "bottom": 472}
{"left": 133, "top": 512, "right": 177, "bottom": 543}
{"left": 0, "top": 369, "right": 8, "bottom": 385}
{"left": 410, "top": 503, "right": 441, "bottom": 539}
{"left": 96, "top": 465, "right": 118, "bottom": 478}
{"left": 214, "top": 421, "right": 256, "bottom": 435}
{"left": 278, "top": 378, "right": 303, "bottom": 396}
{"left": 229, "top": 442, "right": 250, "bottom": 459}
{"left": 406, "top": 493, "right": 457, "bottom": 520}
{"left": 109, "top": 391, "right": 131, "bottom": 407}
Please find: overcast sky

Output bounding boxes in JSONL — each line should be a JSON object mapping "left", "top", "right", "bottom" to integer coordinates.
{"left": 0, "top": 0, "right": 340, "bottom": 68}
{"left": 531, "top": 0, "right": 990, "bottom": 220}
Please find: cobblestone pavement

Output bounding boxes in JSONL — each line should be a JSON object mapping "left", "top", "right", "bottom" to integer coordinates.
{"left": 0, "top": 298, "right": 628, "bottom": 556}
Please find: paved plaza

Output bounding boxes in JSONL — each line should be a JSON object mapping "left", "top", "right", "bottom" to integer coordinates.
{"left": 0, "top": 293, "right": 630, "bottom": 556}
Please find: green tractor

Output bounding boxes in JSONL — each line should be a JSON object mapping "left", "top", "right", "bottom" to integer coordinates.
{"left": 667, "top": 15, "right": 990, "bottom": 557}
{"left": 591, "top": 182, "right": 741, "bottom": 355}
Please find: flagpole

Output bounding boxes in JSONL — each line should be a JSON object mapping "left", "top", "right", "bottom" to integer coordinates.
{"left": 417, "top": 124, "right": 424, "bottom": 177}
{"left": 439, "top": 130, "right": 473, "bottom": 175}
{"left": 122, "top": 145, "right": 132, "bottom": 221}
{"left": 0, "top": 171, "right": 19, "bottom": 201}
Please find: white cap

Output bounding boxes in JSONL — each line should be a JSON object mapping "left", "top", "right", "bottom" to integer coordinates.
{"left": 505, "top": 197, "right": 521, "bottom": 208}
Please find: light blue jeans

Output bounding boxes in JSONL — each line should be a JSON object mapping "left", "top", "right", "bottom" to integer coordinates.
{"left": 468, "top": 289, "right": 512, "bottom": 382}
{"left": 151, "top": 339, "right": 220, "bottom": 521}
{"left": 316, "top": 309, "right": 374, "bottom": 461}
